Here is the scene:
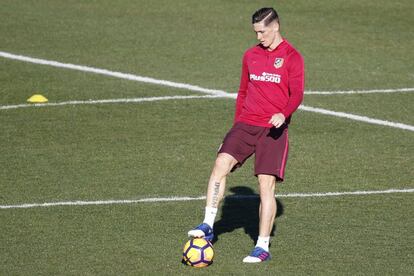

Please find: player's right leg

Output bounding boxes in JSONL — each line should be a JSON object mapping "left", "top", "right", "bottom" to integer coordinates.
{"left": 188, "top": 153, "right": 238, "bottom": 240}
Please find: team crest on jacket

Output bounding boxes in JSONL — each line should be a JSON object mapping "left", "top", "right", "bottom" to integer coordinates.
{"left": 274, "top": 58, "right": 284, "bottom": 69}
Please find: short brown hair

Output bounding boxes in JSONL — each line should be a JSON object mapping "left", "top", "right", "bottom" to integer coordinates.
{"left": 252, "top": 7, "right": 279, "bottom": 25}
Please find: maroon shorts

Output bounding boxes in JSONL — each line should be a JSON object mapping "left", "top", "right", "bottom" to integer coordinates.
{"left": 218, "top": 122, "right": 289, "bottom": 181}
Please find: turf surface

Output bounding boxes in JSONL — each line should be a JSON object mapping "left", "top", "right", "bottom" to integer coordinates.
{"left": 1, "top": 0, "right": 413, "bottom": 275}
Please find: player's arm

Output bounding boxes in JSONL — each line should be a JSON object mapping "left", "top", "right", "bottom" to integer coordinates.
{"left": 269, "top": 52, "right": 304, "bottom": 128}
{"left": 281, "top": 51, "right": 305, "bottom": 119}
{"left": 234, "top": 53, "right": 249, "bottom": 123}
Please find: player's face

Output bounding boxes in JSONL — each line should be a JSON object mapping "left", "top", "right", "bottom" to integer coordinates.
{"left": 253, "top": 21, "right": 278, "bottom": 48}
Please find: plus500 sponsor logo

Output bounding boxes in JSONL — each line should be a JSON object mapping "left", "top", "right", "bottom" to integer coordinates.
{"left": 250, "top": 72, "right": 281, "bottom": 83}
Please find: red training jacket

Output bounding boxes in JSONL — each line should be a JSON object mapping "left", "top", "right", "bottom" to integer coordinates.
{"left": 234, "top": 39, "right": 305, "bottom": 127}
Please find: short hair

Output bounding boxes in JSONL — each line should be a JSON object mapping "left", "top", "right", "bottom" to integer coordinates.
{"left": 252, "top": 7, "right": 279, "bottom": 25}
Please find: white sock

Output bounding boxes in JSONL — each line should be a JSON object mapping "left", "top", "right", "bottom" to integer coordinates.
{"left": 256, "top": 236, "right": 270, "bottom": 252}
{"left": 202, "top": 207, "right": 217, "bottom": 228}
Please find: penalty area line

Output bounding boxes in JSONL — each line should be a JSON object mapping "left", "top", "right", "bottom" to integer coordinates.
{"left": 0, "top": 51, "right": 229, "bottom": 97}
{"left": 0, "top": 95, "right": 223, "bottom": 110}
{"left": 1, "top": 95, "right": 413, "bottom": 132}
{"left": 1, "top": 50, "right": 413, "bottom": 131}
{"left": 305, "top": 88, "right": 414, "bottom": 95}
{"left": 1, "top": 51, "right": 413, "bottom": 96}
{"left": 299, "top": 105, "right": 414, "bottom": 132}
{"left": 1, "top": 188, "right": 413, "bottom": 210}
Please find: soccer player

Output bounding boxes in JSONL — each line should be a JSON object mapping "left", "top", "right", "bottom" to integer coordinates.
{"left": 188, "top": 7, "right": 305, "bottom": 263}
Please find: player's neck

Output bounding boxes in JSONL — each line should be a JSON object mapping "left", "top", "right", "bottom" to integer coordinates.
{"left": 267, "top": 35, "right": 283, "bottom": 51}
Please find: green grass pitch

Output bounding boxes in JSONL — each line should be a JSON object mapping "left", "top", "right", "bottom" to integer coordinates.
{"left": 1, "top": 0, "right": 413, "bottom": 275}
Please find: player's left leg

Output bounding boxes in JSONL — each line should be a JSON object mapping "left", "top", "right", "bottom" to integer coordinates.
{"left": 243, "top": 174, "right": 275, "bottom": 263}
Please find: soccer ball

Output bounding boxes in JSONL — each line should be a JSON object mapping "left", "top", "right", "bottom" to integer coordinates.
{"left": 182, "top": 238, "right": 214, "bottom": 267}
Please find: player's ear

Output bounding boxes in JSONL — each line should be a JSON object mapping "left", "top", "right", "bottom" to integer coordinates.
{"left": 273, "top": 21, "right": 280, "bottom": 32}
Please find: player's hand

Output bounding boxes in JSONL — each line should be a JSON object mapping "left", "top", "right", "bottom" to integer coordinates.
{"left": 268, "top": 113, "right": 286, "bottom": 128}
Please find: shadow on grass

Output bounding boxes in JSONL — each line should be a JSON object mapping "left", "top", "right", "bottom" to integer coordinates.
{"left": 212, "top": 186, "right": 284, "bottom": 246}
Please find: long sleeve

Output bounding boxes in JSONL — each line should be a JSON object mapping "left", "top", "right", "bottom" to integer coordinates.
{"left": 281, "top": 52, "right": 305, "bottom": 118}
{"left": 234, "top": 54, "right": 249, "bottom": 123}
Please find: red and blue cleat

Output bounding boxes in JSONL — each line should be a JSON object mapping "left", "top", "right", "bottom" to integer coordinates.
{"left": 187, "top": 223, "right": 214, "bottom": 241}
{"left": 242, "top": 246, "right": 271, "bottom": 263}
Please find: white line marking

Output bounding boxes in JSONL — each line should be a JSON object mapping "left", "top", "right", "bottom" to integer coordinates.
{"left": 0, "top": 95, "right": 222, "bottom": 110}
{"left": 0, "top": 51, "right": 229, "bottom": 96}
{"left": 1, "top": 95, "right": 413, "bottom": 132}
{"left": 1, "top": 51, "right": 413, "bottom": 96}
{"left": 277, "top": 188, "right": 414, "bottom": 198}
{"left": 2, "top": 95, "right": 413, "bottom": 132}
{"left": 305, "top": 88, "right": 414, "bottom": 95}
{"left": 1, "top": 51, "right": 413, "bottom": 132}
{"left": 299, "top": 105, "right": 414, "bottom": 132}
{"left": 1, "top": 188, "right": 413, "bottom": 209}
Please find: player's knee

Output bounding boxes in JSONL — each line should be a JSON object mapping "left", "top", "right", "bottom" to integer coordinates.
{"left": 258, "top": 175, "right": 276, "bottom": 192}
{"left": 258, "top": 174, "right": 276, "bottom": 183}
{"left": 214, "top": 153, "right": 236, "bottom": 174}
